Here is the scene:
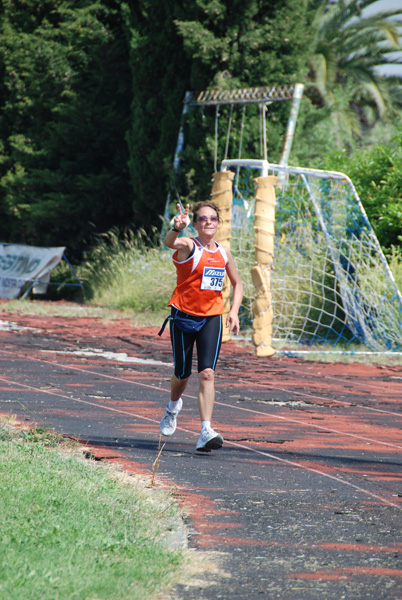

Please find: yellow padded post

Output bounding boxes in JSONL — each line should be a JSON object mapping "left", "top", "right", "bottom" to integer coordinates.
{"left": 252, "top": 175, "right": 277, "bottom": 357}
{"left": 211, "top": 170, "right": 235, "bottom": 342}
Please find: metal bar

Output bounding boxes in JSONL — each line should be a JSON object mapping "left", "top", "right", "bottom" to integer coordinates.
{"left": 278, "top": 83, "right": 304, "bottom": 177}
{"left": 262, "top": 104, "right": 267, "bottom": 162}
{"left": 185, "top": 85, "right": 298, "bottom": 106}
{"left": 221, "top": 159, "right": 269, "bottom": 177}
{"left": 161, "top": 91, "right": 192, "bottom": 237}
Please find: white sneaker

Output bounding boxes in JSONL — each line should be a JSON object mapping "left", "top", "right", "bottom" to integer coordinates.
{"left": 196, "top": 427, "right": 224, "bottom": 452}
{"left": 160, "top": 398, "right": 183, "bottom": 436}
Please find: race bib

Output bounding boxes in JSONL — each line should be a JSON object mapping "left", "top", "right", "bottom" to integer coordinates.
{"left": 201, "top": 267, "right": 225, "bottom": 291}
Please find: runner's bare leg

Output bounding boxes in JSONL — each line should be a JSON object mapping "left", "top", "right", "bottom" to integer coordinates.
{"left": 197, "top": 368, "right": 215, "bottom": 422}
{"left": 170, "top": 374, "right": 189, "bottom": 402}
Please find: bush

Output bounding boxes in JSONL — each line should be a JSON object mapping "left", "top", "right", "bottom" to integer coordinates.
{"left": 320, "top": 126, "right": 402, "bottom": 255}
{"left": 78, "top": 229, "right": 175, "bottom": 315}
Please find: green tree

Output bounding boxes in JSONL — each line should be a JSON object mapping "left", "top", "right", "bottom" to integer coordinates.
{"left": 124, "top": 0, "right": 315, "bottom": 224}
{"left": 121, "top": 0, "right": 193, "bottom": 231}
{"left": 306, "top": 0, "right": 402, "bottom": 147}
{"left": 0, "top": 0, "right": 132, "bottom": 259}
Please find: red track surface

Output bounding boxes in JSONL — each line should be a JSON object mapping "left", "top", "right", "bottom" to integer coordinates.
{"left": 0, "top": 306, "right": 401, "bottom": 599}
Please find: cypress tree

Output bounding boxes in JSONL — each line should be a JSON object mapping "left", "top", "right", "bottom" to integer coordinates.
{"left": 0, "top": 0, "right": 132, "bottom": 258}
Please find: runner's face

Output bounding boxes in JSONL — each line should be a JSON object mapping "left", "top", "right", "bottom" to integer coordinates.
{"left": 194, "top": 207, "right": 219, "bottom": 234}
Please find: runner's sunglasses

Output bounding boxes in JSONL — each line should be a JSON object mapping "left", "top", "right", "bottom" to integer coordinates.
{"left": 196, "top": 215, "right": 219, "bottom": 223}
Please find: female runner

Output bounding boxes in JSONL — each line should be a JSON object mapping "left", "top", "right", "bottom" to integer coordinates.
{"left": 159, "top": 200, "right": 243, "bottom": 452}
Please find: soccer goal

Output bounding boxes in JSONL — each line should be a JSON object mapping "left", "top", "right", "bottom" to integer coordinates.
{"left": 218, "top": 159, "right": 402, "bottom": 354}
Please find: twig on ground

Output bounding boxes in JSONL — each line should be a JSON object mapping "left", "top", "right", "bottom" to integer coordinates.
{"left": 151, "top": 434, "right": 165, "bottom": 486}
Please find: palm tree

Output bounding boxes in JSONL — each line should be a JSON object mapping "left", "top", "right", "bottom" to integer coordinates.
{"left": 308, "top": 0, "right": 402, "bottom": 145}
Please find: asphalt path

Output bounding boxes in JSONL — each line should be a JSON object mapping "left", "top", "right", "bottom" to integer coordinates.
{"left": 0, "top": 310, "right": 402, "bottom": 600}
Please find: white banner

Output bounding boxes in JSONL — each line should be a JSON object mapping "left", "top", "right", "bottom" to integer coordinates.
{"left": 0, "top": 244, "right": 66, "bottom": 299}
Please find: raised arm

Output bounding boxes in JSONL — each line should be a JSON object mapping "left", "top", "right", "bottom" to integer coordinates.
{"left": 163, "top": 203, "right": 193, "bottom": 258}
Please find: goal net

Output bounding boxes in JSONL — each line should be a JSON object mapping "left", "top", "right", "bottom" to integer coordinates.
{"left": 222, "top": 160, "right": 402, "bottom": 353}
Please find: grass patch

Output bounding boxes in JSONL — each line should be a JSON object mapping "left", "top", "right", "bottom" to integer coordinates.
{"left": 78, "top": 229, "right": 175, "bottom": 320}
{"left": 0, "top": 421, "right": 187, "bottom": 600}
{"left": 0, "top": 297, "right": 165, "bottom": 328}
{"left": 0, "top": 299, "right": 111, "bottom": 319}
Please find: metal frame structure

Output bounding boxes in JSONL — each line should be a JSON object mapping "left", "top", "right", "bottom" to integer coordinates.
{"left": 186, "top": 85, "right": 301, "bottom": 106}
{"left": 21, "top": 254, "right": 84, "bottom": 300}
{"left": 162, "top": 84, "right": 304, "bottom": 234}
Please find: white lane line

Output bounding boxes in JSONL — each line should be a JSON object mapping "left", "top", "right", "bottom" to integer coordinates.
{"left": 1, "top": 352, "right": 401, "bottom": 451}
{"left": 0, "top": 373, "right": 401, "bottom": 511}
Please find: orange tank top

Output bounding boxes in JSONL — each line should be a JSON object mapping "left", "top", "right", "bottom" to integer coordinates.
{"left": 168, "top": 238, "right": 228, "bottom": 316}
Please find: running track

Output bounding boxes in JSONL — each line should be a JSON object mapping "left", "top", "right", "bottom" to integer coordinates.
{"left": 0, "top": 308, "right": 401, "bottom": 600}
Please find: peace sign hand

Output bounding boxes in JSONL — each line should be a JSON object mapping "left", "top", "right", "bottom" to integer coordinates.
{"left": 173, "top": 203, "right": 190, "bottom": 231}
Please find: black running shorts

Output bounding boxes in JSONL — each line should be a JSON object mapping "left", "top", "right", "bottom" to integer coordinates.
{"left": 170, "top": 313, "right": 223, "bottom": 379}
